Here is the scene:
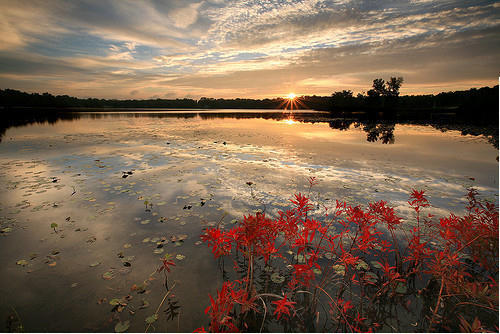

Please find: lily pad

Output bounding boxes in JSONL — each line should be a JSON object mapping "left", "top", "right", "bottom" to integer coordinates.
{"left": 395, "top": 282, "right": 407, "bottom": 294}
{"left": 332, "top": 265, "right": 345, "bottom": 276}
{"left": 294, "top": 254, "right": 305, "bottom": 264}
{"left": 109, "top": 298, "right": 122, "bottom": 306}
{"left": 355, "top": 260, "right": 369, "bottom": 270}
{"left": 102, "top": 271, "right": 114, "bottom": 280}
{"left": 323, "top": 252, "right": 335, "bottom": 260}
{"left": 114, "top": 320, "right": 130, "bottom": 333}
{"left": 16, "top": 259, "right": 28, "bottom": 266}
{"left": 139, "top": 299, "right": 150, "bottom": 309}
{"left": 364, "top": 272, "right": 378, "bottom": 283}
{"left": 153, "top": 249, "right": 164, "bottom": 254}
{"left": 270, "top": 273, "right": 285, "bottom": 284}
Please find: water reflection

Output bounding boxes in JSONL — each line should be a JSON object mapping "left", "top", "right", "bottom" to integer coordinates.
{"left": 0, "top": 110, "right": 497, "bottom": 150}
{"left": 0, "top": 110, "right": 497, "bottom": 331}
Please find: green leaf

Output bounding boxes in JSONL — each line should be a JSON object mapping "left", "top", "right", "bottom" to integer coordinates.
{"left": 175, "top": 254, "right": 185, "bottom": 260}
{"left": 16, "top": 259, "right": 28, "bottom": 266}
{"left": 364, "top": 272, "right": 378, "bottom": 283}
{"left": 395, "top": 282, "right": 407, "bottom": 294}
{"left": 153, "top": 249, "right": 164, "bottom": 254}
{"left": 294, "top": 254, "right": 305, "bottom": 264}
{"left": 50, "top": 223, "right": 58, "bottom": 229}
{"left": 109, "top": 298, "right": 121, "bottom": 306}
{"left": 370, "top": 261, "right": 383, "bottom": 269}
{"left": 102, "top": 271, "right": 114, "bottom": 280}
{"left": 332, "top": 265, "right": 345, "bottom": 276}
{"left": 89, "top": 261, "right": 101, "bottom": 267}
{"left": 114, "top": 320, "right": 130, "bottom": 333}
{"left": 271, "top": 273, "right": 285, "bottom": 284}
{"left": 1, "top": 227, "right": 12, "bottom": 233}
{"left": 139, "top": 300, "right": 150, "bottom": 309}
{"left": 323, "top": 252, "right": 335, "bottom": 260}
{"left": 356, "top": 260, "right": 369, "bottom": 271}
{"left": 313, "top": 268, "right": 322, "bottom": 275}
{"left": 145, "top": 314, "right": 158, "bottom": 324}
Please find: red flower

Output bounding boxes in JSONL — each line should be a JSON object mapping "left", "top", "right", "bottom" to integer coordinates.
{"left": 158, "top": 254, "right": 175, "bottom": 273}
{"left": 272, "top": 294, "right": 296, "bottom": 320}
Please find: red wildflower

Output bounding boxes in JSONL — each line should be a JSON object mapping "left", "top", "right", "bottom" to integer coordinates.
{"left": 272, "top": 294, "right": 296, "bottom": 320}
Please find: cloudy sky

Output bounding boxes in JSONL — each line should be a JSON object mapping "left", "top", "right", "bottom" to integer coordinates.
{"left": 0, "top": 0, "right": 498, "bottom": 99}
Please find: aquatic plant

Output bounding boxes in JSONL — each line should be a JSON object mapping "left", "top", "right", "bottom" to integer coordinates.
{"left": 196, "top": 185, "right": 498, "bottom": 332}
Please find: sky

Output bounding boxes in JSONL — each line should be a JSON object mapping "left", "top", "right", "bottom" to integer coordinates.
{"left": 0, "top": 0, "right": 499, "bottom": 99}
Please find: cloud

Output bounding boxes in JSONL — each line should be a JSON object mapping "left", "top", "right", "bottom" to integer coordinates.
{"left": 0, "top": 0, "right": 498, "bottom": 98}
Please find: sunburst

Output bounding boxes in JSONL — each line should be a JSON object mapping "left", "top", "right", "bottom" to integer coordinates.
{"left": 279, "top": 92, "right": 307, "bottom": 110}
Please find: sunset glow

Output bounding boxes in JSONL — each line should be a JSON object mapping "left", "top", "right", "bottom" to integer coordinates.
{"left": 287, "top": 93, "right": 297, "bottom": 100}
{"left": 0, "top": 1, "right": 497, "bottom": 99}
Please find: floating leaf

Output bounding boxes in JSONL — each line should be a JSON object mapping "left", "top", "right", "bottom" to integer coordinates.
{"left": 364, "top": 272, "right": 378, "bottom": 283}
{"left": 175, "top": 254, "right": 185, "bottom": 261}
{"left": 139, "top": 300, "right": 150, "bottom": 309}
{"left": 332, "top": 265, "right": 345, "bottom": 276}
{"left": 395, "top": 282, "right": 407, "bottom": 294}
{"left": 142, "top": 238, "right": 151, "bottom": 243}
{"left": 48, "top": 262, "right": 57, "bottom": 267}
{"left": 50, "top": 223, "right": 58, "bottom": 229}
{"left": 355, "top": 260, "right": 369, "bottom": 271}
{"left": 102, "top": 271, "right": 114, "bottom": 280}
{"left": 109, "top": 298, "right": 122, "bottom": 306}
{"left": 153, "top": 249, "right": 164, "bottom": 254}
{"left": 71, "top": 283, "right": 78, "bottom": 288}
{"left": 1, "top": 227, "right": 12, "bottom": 233}
{"left": 145, "top": 314, "right": 158, "bottom": 324}
{"left": 16, "top": 259, "right": 28, "bottom": 266}
{"left": 123, "top": 243, "right": 132, "bottom": 249}
{"left": 114, "top": 320, "right": 130, "bottom": 333}
{"left": 294, "top": 254, "right": 305, "bottom": 264}
{"left": 89, "top": 261, "right": 101, "bottom": 267}
{"left": 270, "top": 273, "right": 285, "bottom": 284}
{"left": 324, "top": 252, "right": 335, "bottom": 260}
{"left": 140, "top": 220, "right": 150, "bottom": 225}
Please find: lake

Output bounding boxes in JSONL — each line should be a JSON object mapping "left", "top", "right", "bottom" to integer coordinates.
{"left": 0, "top": 110, "right": 498, "bottom": 332}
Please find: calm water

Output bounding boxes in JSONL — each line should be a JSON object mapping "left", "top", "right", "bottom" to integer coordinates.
{"left": 0, "top": 110, "right": 498, "bottom": 332}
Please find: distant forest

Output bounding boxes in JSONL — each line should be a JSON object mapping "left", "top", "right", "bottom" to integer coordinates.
{"left": 0, "top": 85, "right": 498, "bottom": 123}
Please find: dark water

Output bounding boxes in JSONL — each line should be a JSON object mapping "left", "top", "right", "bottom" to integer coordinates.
{"left": 0, "top": 110, "right": 497, "bottom": 332}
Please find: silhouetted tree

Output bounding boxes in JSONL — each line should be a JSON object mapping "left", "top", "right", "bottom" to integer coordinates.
{"left": 386, "top": 77, "right": 404, "bottom": 97}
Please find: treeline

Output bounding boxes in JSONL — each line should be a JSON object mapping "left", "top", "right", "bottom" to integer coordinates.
{"left": 0, "top": 89, "right": 331, "bottom": 110}
{"left": 0, "top": 89, "right": 199, "bottom": 109}
{"left": 1, "top": 85, "right": 498, "bottom": 120}
{"left": 331, "top": 80, "right": 498, "bottom": 113}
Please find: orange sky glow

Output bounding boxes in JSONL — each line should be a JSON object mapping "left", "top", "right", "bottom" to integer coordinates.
{"left": 0, "top": 0, "right": 498, "bottom": 99}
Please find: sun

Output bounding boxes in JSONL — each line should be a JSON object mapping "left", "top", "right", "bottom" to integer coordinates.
{"left": 287, "top": 92, "right": 296, "bottom": 100}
